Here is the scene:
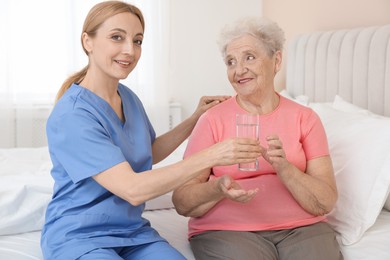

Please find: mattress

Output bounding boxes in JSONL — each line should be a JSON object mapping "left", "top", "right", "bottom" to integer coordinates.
{"left": 1, "top": 209, "right": 389, "bottom": 260}
{"left": 339, "top": 209, "right": 390, "bottom": 260}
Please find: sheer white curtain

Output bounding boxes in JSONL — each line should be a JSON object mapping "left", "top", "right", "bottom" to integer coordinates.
{"left": 0, "top": 0, "right": 170, "bottom": 147}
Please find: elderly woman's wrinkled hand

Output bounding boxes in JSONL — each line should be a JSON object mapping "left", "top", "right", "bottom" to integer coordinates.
{"left": 217, "top": 175, "right": 258, "bottom": 203}
{"left": 262, "top": 134, "right": 290, "bottom": 172}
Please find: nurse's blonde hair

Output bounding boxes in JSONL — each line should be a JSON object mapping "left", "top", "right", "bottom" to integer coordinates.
{"left": 55, "top": 1, "right": 145, "bottom": 102}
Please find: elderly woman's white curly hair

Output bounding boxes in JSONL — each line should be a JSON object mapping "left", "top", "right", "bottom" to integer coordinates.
{"left": 218, "top": 17, "right": 285, "bottom": 58}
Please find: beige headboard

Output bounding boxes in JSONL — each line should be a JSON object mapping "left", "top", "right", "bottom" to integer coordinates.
{"left": 286, "top": 24, "right": 390, "bottom": 117}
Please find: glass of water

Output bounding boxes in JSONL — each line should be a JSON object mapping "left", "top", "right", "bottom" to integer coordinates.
{"left": 236, "top": 113, "right": 259, "bottom": 171}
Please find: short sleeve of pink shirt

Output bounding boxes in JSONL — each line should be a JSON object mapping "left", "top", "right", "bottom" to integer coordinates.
{"left": 184, "top": 95, "right": 330, "bottom": 238}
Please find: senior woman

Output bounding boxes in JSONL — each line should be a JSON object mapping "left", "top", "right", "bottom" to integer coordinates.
{"left": 172, "top": 17, "right": 343, "bottom": 260}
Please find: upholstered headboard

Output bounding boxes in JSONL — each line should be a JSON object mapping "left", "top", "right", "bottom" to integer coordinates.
{"left": 286, "top": 24, "right": 390, "bottom": 117}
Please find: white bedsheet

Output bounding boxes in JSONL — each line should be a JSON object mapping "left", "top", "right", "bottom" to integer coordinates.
{"left": 0, "top": 231, "right": 42, "bottom": 260}
{"left": 339, "top": 209, "right": 390, "bottom": 260}
{"left": 1, "top": 209, "right": 389, "bottom": 260}
{"left": 143, "top": 209, "right": 195, "bottom": 259}
{"left": 0, "top": 208, "right": 194, "bottom": 260}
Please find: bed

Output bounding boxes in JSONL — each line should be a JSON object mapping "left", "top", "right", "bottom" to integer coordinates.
{"left": 1, "top": 24, "right": 390, "bottom": 259}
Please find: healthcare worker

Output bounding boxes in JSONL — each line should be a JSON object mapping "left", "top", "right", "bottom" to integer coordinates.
{"left": 40, "top": 1, "right": 261, "bottom": 259}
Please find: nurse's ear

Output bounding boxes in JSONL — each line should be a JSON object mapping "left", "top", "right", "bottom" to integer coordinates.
{"left": 82, "top": 32, "right": 93, "bottom": 55}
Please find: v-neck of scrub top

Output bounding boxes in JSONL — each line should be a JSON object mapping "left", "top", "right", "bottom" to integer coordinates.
{"left": 67, "top": 83, "right": 155, "bottom": 171}
{"left": 75, "top": 83, "right": 128, "bottom": 128}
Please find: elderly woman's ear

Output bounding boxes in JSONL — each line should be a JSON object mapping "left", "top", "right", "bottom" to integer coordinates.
{"left": 274, "top": 51, "right": 283, "bottom": 74}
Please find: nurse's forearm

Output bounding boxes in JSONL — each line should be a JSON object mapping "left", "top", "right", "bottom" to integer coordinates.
{"left": 95, "top": 146, "right": 220, "bottom": 206}
{"left": 96, "top": 138, "right": 260, "bottom": 206}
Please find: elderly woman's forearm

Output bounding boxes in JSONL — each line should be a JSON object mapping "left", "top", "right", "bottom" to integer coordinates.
{"left": 173, "top": 182, "right": 223, "bottom": 217}
{"left": 281, "top": 173, "right": 337, "bottom": 215}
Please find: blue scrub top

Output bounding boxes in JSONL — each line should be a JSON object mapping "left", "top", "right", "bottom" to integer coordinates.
{"left": 41, "top": 83, "right": 164, "bottom": 259}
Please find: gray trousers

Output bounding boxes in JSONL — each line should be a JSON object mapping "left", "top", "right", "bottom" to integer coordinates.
{"left": 190, "top": 222, "right": 343, "bottom": 260}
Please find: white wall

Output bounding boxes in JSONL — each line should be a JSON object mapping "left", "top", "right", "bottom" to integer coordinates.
{"left": 168, "top": 0, "right": 262, "bottom": 119}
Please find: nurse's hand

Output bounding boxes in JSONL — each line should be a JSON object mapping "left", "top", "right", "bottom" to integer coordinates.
{"left": 192, "top": 95, "right": 231, "bottom": 120}
{"left": 205, "top": 138, "right": 262, "bottom": 167}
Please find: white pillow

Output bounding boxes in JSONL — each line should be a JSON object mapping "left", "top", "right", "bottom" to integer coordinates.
{"left": 332, "top": 95, "right": 390, "bottom": 212}
{"left": 385, "top": 196, "right": 390, "bottom": 211}
{"left": 332, "top": 95, "right": 372, "bottom": 115}
{"left": 278, "top": 89, "right": 309, "bottom": 106}
{"left": 0, "top": 147, "right": 53, "bottom": 235}
{"left": 309, "top": 101, "right": 390, "bottom": 245}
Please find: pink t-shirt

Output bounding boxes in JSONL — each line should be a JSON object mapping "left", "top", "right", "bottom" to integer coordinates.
{"left": 184, "top": 94, "right": 330, "bottom": 238}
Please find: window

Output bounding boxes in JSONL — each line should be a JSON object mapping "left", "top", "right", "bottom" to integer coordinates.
{"left": 0, "top": 0, "right": 170, "bottom": 134}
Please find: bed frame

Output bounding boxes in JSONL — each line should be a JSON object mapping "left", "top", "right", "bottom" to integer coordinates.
{"left": 286, "top": 24, "right": 390, "bottom": 116}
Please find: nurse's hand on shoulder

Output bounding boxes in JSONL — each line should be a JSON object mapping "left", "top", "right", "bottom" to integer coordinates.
{"left": 192, "top": 95, "right": 231, "bottom": 119}
{"left": 205, "top": 137, "right": 262, "bottom": 167}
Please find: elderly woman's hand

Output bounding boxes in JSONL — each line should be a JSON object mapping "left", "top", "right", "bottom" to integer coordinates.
{"left": 262, "top": 134, "right": 291, "bottom": 173}
{"left": 217, "top": 175, "right": 258, "bottom": 203}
